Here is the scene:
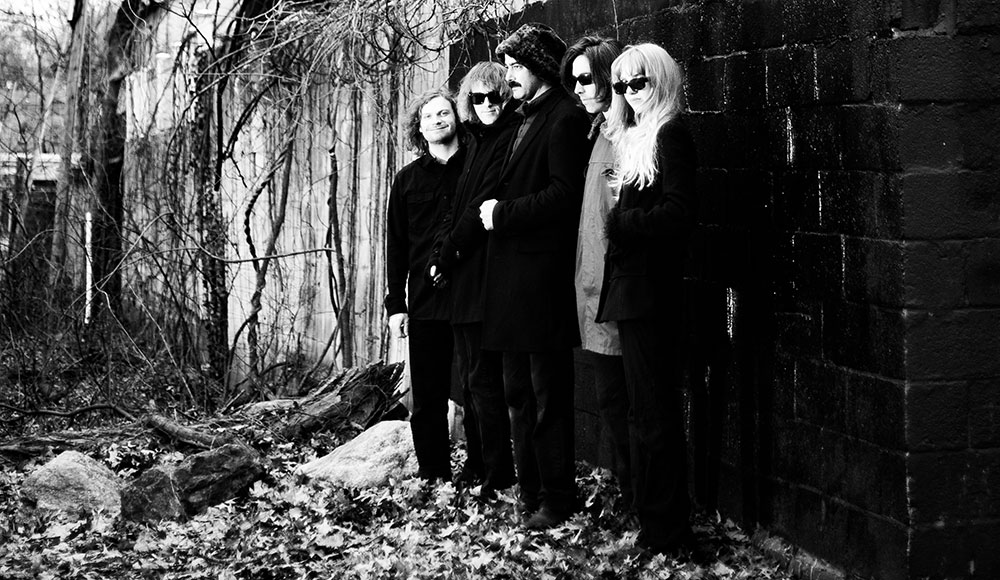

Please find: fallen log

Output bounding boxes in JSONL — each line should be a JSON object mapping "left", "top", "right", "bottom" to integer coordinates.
{"left": 1, "top": 362, "right": 406, "bottom": 461}
{"left": 281, "top": 361, "right": 405, "bottom": 441}
{"left": 0, "top": 428, "right": 138, "bottom": 460}
{"left": 141, "top": 414, "right": 234, "bottom": 449}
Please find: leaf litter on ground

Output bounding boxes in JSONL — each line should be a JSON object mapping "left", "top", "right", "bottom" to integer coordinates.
{"left": 0, "top": 429, "right": 796, "bottom": 580}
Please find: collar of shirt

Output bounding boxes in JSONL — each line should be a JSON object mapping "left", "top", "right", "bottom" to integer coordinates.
{"left": 516, "top": 85, "right": 558, "bottom": 118}
{"left": 417, "top": 145, "right": 465, "bottom": 168}
{"left": 588, "top": 111, "right": 606, "bottom": 140}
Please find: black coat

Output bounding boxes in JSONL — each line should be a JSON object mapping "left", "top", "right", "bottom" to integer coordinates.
{"left": 596, "top": 117, "right": 697, "bottom": 322}
{"left": 481, "top": 87, "right": 591, "bottom": 351}
{"left": 433, "top": 102, "right": 520, "bottom": 324}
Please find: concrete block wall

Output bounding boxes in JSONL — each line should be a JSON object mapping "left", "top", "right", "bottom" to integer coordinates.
{"left": 891, "top": 3, "right": 1000, "bottom": 578}
{"left": 453, "top": 1, "right": 999, "bottom": 578}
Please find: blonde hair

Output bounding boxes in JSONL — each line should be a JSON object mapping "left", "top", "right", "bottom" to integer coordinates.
{"left": 456, "top": 61, "right": 511, "bottom": 125}
{"left": 604, "top": 44, "right": 685, "bottom": 190}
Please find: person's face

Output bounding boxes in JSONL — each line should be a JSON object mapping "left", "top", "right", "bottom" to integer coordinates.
{"left": 470, "top": 81, "right": 504, "bottom": 126}
{"left": 571, "top": 55, "right": 604, "bottom": 114}
{"left": 504, "top": 55, "right": 544, "bottom": 101}
{"left": 614, "top": 71, "right": 653, "bottom": 116}
{"left": 419, "top": 96, "right": 458, "bottom": 145}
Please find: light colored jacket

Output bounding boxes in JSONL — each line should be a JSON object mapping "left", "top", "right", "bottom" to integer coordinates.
{"left": 575, "top": 125, "right": 621, "bottom": 356}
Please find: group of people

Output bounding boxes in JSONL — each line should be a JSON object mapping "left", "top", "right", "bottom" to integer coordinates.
{"left": 384, "top": 22, "right": 698, "bottom": 556}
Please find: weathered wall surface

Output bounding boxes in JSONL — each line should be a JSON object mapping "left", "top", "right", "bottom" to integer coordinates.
{"left": 462, "top": 1, "right": 1000, "bottom": 578}
{"left": 121, "top": 1, "right": 452, "bottom": 381}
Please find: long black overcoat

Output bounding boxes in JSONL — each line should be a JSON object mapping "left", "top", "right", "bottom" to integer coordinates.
{"left": 481, "top": 88, "right": 591, "bottom": 352}
{"left": 433, "top": 102, "right": 520, "bottom": 325}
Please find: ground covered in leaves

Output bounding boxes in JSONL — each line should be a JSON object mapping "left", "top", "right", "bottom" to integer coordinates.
{"left": 0, "top": 426, "right": 797, "bottom": 580}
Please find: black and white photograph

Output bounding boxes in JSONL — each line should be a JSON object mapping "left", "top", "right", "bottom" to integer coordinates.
{"left": 0, "top": 0, "right": 996, "bottom": 578}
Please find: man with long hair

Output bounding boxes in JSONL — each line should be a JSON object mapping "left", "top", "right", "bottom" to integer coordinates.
{"left": 560, "top": 35, "right": 632, "bottom": 512}
{"left": 385, "top": 89, "right": 466, "bottom": 482}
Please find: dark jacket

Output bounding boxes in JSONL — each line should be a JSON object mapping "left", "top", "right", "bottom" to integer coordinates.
{"left": 384, "top": 149, "right": 465, "bottom": 321}
{"left": 481, "top": 87, "right": 591, "bottom": 351}
{"left": 596, "top": 117, "right": 697, "bottom": 322}
{"left": 433, "top": 102, "right": 521, "bottom": 325}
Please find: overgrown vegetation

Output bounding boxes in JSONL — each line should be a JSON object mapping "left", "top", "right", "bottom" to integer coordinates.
{"left": 1, "top": 0, "right": 524, "bottom": 413}
{"left": 1, "top": 421, "right": 795, "bottom": 580}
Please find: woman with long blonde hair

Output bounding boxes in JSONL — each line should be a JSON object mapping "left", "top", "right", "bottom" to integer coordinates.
{"left": 596, "top": 43, "right": 698, "bottom": 555}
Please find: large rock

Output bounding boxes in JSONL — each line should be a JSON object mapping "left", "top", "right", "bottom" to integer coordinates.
{"left": 297, "top": 420, "right": 417, "bottom": 488}
{"left": 121, "top": 443, "right": 264, "bottom": 522}
{"left": 120, "top": 465, "right": 184, "bottom": 522}
{"left": 21, "top": 450, "right": 123, "bottom": 519}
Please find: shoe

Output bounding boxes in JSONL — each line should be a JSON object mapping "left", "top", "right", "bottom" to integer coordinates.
{"left": 525, "top": 506, "right": 571, "bottom": 530}
{"left": 478, "top": 475, "right": 515, "bottom": 503}
{"left": 456, "top": 462, "right": 484, "bottom": 487}
{"left": 518, "top": 493, "right": 539, "bottom": 518}
{"left": 477, "top": 486, "right": 499, "bottom": 503}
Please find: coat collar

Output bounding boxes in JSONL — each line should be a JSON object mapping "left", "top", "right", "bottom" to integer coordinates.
{"left": 504, "top": 87, "right": 568, "bottom": 174}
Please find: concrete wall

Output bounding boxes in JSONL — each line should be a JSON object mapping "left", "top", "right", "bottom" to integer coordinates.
{"left": 455, "top": 1, "right": 1000, "bottom": 578}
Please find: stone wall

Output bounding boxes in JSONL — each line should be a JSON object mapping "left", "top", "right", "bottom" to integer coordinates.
{"left": 454, "top": 1, "right": 1000, "bottom": 578}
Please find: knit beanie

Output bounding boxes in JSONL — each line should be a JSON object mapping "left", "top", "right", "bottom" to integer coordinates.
{"left": 496, "top": 23, "right": 567, "bottom": 85}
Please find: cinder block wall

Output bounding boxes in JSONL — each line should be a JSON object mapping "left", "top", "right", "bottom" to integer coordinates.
{"left": 452, "top": 1, "right": 999, "bottom": 578}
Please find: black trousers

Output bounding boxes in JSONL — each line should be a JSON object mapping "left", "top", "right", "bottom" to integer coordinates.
{"left": 454, "top": 323, "right": 515, "bottom": 489}
{"left": 503, "top": 349, "right": 576, "bottom": 514}
{"left": 618, "top": 317, "right": 691, "bottom": 549}
{"left": 590, "top": 351, "right": 632, "bottom": 507}
{"left": 408, "top": 318, "right": 454, "bottom": 480}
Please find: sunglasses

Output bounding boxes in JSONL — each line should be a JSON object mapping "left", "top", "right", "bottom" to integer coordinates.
{"left": 470, "top": 91, "right": 504, "bottom": 105}
{"left": 612, "top": 76, "right": 650, "bottom": 95}
{"left": 573, "top": 73, "right": 594, "bottom": 87}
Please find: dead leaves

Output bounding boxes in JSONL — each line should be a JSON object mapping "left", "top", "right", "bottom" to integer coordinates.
{"left": 0, "top": 435, "right": 795, "bottom": 580}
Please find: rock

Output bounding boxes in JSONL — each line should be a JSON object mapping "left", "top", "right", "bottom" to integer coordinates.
{"left": 175, "top": 443, "right": 264, "bottom": 513}
{"left": 21, "top": 450, "right": 123, "bottom": 519}
{"left": 119, "top": 465, "right": 184, "bottom": 522}
{"left": 121, "top": 443, "right": 264, "bottom": 522}
{"left": 297, "top": 420, "right": 417, "bottom": 488}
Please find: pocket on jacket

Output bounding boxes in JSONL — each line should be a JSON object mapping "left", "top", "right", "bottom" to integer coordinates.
{"left": 406, "top": 191, "right": 436, "bottom": 233}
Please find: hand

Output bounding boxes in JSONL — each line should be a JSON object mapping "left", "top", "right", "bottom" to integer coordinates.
{"left": 430, "top": 265, "right": 447, "bottom": 288}
{"left": 388, "top": 312, "right": 409, "bottom": 339}
{"left": 479, "top": 199, "right": 498, "bottom": 231}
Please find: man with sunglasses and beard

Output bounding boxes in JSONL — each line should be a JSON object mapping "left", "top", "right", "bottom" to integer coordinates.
{"left": 428, "top": 62, "right": 519, "bottom": 499}
{"left": 385, "top": 89, "right": 466, "bottom": 483}
{"left": 476, "top": 23, "right": 591, "bottom": 529}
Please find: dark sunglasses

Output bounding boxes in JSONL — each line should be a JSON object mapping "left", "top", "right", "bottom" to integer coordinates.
{"left": 470, "top": 91, "right": 504, "bottom": 105}
{"left": 573, "top": 73, "right": 594, "bottom": 87}
{"left": 612, "top": 76, "right": 650, "bottom": 95}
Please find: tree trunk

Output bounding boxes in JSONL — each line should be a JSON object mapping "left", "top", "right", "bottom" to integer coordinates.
{"left": 90, "top": 0, "right": 163, "bottom": 321}
{"left": 328, "top": 143, "right": 353, "bottom": 366}
{"left": 245, "top": 106, "right": 299, "bottom": 397}
{"left": 48, "top": 0, "right": 88, "bottom": 294}
{"left": 194, "top": 47, "right": 229, "bottom": 388}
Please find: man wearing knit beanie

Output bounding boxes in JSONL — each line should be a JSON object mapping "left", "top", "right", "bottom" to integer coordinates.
{"left": 476, "top": 22, "right": 591, "bottom": 530}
